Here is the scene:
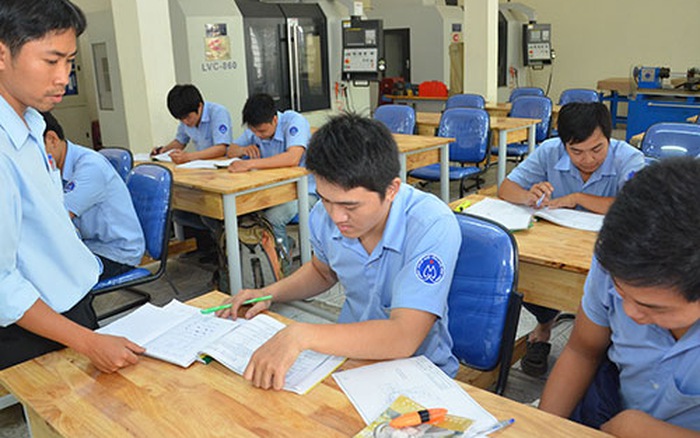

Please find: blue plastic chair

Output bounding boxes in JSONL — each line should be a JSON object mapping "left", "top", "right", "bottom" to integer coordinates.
{"left": 508, "top": 87, "right": 544, "bottom": 102}
{"left": 92, "top": 164, "right": 174, "bottom": 319}
{"left": 448, "top": 213, "right": 522, "bottom": 395}
{"left": 491, "top": 95, "right": 553, "bottom": 162}
{"left": 558, "top": 88, "right": 600, "bottom": 105}
{"left": 409, "top": 108, "right": 490, "bottom": 198}
{"left": 641, "top": 122, "right": 700, "bottom": 160}
{"left": 445, "top": 93, "right": 486, "bottom": 110}
{"left": 98, "top": 147, "right": 133, "bottom": 182}
{"left": 373, "top": 104, "right": 416, "bottom": 135}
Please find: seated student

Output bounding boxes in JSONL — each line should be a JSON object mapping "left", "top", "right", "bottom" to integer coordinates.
{"left": 152, "top": 84, "right": 238, "bottom": 165}
{"left": 218, "top": 114, "right": 462, "bottom": 389}
{"left": 498, "top": 102, "right": 645, "bottom": 377}
{"left": 1, "top": 0, "right": 143, "bottom": 372}
{"left": 42, "top": 112, "right": 145, "bottom": 281}
{"left": 539, "top": 158, "right": 700, "bottom": 437}
{"left": 226, "top": 93, "right": 316, "bottom": 251}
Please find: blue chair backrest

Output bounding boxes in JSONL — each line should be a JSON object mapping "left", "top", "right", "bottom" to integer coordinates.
{"left": 448, "top": 213, "right": 518, "bottom": 370}
{"left": 510, "top": 95, "right": 553, "bottom": 142}
{"left": 641, "top": 122, "right": 700, "bottom": 159}
{"left": 508, "top": 87, "right": 544, "bottom": 102}
{"left": 126, "top": 164, "right": 172, "bottom": 261}
{"left": 559, "top": 88, "right": 600, "bottom": 105}
{"left": 437, "top": 108, "right": 490, "bottom": 163}
{"left": 445, "top": 93, "right": 486, "bottom": 110}
{"left": 373, "top": 104, "right": 416, "bottom": 135}
{"left": 99, "top": 147, "right": 133, "bottom": 182}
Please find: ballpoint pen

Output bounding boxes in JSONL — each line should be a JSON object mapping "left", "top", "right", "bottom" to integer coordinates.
{"left": 535, "top": 192, "right": 546, "bottom": 208}
{"left": 465, "top": 418, "right": 515, "bottom": 437}
{"left": 200, "top": 295, "right": 273, "bottom": 314}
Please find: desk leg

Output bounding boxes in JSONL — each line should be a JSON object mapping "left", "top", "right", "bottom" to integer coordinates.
{"left": 497, "top": 130, "right": 507, "bottom": 188}
{"left": 440, "top": 143, "right": 449, "bottom": 203}
{"left": 296, "top": 176, "right": 311, "bottom": 265}
{"left": 223, "top": 194, "right": 242, "bottom": 295}
{"left": 399, "top": 154, "right": 407, "bottom": 183}
{"left": 527, "top": 124, "right": 537, "bottom": 154}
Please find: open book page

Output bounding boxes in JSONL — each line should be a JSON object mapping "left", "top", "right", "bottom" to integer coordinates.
{"left": 463, "top": 197, "right": 532, "bottom": 231}
{"left": 133, "top": 152, "right": 152, "bottom": 162}
{"left": 534, "top": 208, "right": 604, "bottom": 232}
{"left": 96, "top": 301, "right": 195, "bottom": 346}
{"left": 151, "top": 149, "right": 174, "bottom": 162}
{"left": 201, "top": 314, "right": 345, "bottom": 394}
{"left": 175, "top": 157, "right": 240, "bottom": 169}
{"left": 332, "top": 356, "right": 496, "bottom": 431}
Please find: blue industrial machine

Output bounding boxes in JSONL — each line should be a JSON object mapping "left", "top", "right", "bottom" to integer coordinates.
{"left": 633, "top": 66, "right": 670, "bottom": 89}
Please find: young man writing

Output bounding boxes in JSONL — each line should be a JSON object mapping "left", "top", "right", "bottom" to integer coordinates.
{"left": 540, "top": 158, "right": 700, "bottom": 437}
{"left": 152, "top": 84, "right": 238, "bottom": 165}
{"left": 218, "top": 114, "right": 462, "bottom": 389}
{"left": 42, "top": 111, "right": 145, "bottom": 281}
{"left": 0, "top": 0, "right": 144, "bottom": 372}
{"left": 498, "top": 102, "right": 645, "bottom": 376}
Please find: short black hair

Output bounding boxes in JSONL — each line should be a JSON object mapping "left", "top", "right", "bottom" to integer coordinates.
{"left": 242, "top": 93, "right": 276, "bottom": 126}
{"left": 167, "top": 84, "right": 203, "bottom": 119}
{"left": 595, "top": 158, "right": 700, "bottom": 302}
{"left": 306, "top": 113, "right": 400, "bottom": 199}
{"left": 0, "top": 0, "right": 86, "bottom": 57}
{"left": 41, "top": 111, "right": 65, "bottom": 141}
{"left": 557, "top": 102, "right": 612, "bottom": 145}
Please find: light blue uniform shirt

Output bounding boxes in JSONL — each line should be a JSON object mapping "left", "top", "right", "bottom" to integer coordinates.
{"left": 309, "top": 183, "right": 461, "bottom": 376}
{"left": 507, "top": 138, "right": 645, "bottom": 210}
{"left": 0, "top": 96, "right": 100, "bottom": 327}
{"left": 233, "top": 110, "right": 315, "bottom": 193}
{"left": 62, "top": 141, "right": 145, "bottom": 266}
{"left": 175, "top": 101, "right": 232, "bottom": 151}
{"left": 582, "top": 258, "right": 700, "bottom": 430}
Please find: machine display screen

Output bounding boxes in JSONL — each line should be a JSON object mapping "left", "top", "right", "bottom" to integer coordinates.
{"left": 530, "top": 30, "right": 541, "bottom": 42}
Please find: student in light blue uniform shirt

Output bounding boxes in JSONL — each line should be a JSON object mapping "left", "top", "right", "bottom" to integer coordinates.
{"left": 540, "top": 158, "right": 700, "bottom": 436}
{"left": 0, "top": 0, "right": 144, "bottom": 372}
{"left": 227, "top": 93, "right": 317, "bottom": 252}
{"left": 498, "top": 102, "right": 645, "bottom": 377}
{"left": 217, "top": 114, "right": 461, "bottom": 391}
{"left": 42, "top": 112, "right": 145, "bottom": 280}
{"left": 151, "top": 84, "right": 234, "bottom": 165}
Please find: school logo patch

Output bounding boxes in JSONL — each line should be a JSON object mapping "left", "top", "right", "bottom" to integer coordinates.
{"left": 64, "top": 181, "right": 76, "bottom": 193}
{"left": 415, "top": 254, "right": 445, "bottom": 285}
{"left": 289, "top": 126, "right": 299, "bottom": 136}
{"left": 219, "top": 124, "right": 228, "bottom": 134}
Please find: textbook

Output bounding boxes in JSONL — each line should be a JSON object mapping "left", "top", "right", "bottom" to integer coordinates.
{"left": 98, "top": 300, "right": 345, "bottom": 394}
{"left": 463, "top": 197, "right": 604, "bottom": 232}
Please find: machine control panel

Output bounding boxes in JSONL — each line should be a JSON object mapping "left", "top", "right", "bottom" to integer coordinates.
{"left": 523, "top": 23, "right": 552, "bottom": 65}
{"left": 343, "top": 48, "right": 378, "bottom": 72}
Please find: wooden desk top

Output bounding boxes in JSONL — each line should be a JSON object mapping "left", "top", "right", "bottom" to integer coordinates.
{"left": 597, "top": 77, "right": 634, "bottom": 95}
{"left": 688, "top": 114, "right": 699, "bottom": 123}
{"left": 383, "top": 94, "right": 448, "bottom": 102}
{"left": 416, "top": 112, "right": 541, "bottom": 131}
{"left": 144, "top": 161, "right": 308, "bottom": 195}
{"left": 0, "top": 291, "right": 609, "bottom": 437}
{"left": 451, "top": 193, "right": 596, "bottom": 274}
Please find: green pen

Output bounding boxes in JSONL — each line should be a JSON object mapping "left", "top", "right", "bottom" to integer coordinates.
{"left": 199, "top": 295, "right": 273, "bottom": 314}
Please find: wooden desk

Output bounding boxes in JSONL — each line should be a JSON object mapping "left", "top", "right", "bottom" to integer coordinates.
{"left": 485, "top": 102, "right": 561, "bottom": 129}
{"left": 0, "top": 291, "right": 609, "bottom": 437}
{"left": 451, "top": 193, "right": 596, "bottom": 313}
{"left": 151, "top": 163, "right": 311, "bottom": 294}
{"left": 688, "top": 114, "right": 699, "bottom": 123}
{"left": 415, "top": 112, "right": 540, "bottom": 189}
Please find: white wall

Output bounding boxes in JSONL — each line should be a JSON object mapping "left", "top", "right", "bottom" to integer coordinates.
{"left": 516, "top": 0, "right": 700, "bottom": 102}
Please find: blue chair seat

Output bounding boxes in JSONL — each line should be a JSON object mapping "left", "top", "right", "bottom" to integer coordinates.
{"left": 490, "top": 143, "right": 530, "bottom": 158}
{"left": 409, "top": 163, "right": 483, "bottom": 181}
{"left": 93, "top": 268, "right": 152, "bottom": 291}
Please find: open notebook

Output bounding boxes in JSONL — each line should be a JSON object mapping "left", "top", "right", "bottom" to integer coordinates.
{"left": 98, "top": 300, "right": 345, "bottom": 394}
{"left": 463, "top": 197, "right": 604, "bottom": 232}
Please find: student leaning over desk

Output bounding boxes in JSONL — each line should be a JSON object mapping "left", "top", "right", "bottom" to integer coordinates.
{"left": 218, "top": 113, "right": 461, "bottom": 389}
{"left": 539, "top": 158, "right": 700, "bottom": 437}
{"left": 0, "top": 0, "right": 144, "bottom": 372}
{"left": 498, "top": 102, "right": 645, "bottom": 378}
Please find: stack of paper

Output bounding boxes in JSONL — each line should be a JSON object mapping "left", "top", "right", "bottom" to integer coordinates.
{"left": 176, "top": 158, "right": 240, "bottom": 169}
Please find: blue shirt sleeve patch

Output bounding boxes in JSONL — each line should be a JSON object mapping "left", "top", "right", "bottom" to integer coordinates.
{"left": 64, "top": 181, "right": 76, "bottom": 193}
{"left": 415, "top": 254, "right": 446, "bottom": 285}
{"left": 219, "top": 124, "right": 228, "bottom": 134}
{"left": 289, "top": 126, "right": 299, "bottom": 136}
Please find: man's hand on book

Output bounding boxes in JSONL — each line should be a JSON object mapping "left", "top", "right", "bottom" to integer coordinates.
{"left": 217, "top": 290, "right": 271, "bottom": 320}
{"left": 243, "top": 323, "right": 307, "bottom": 390}
{"left": 77, "top": 332, "right": 145, "bottom": 373}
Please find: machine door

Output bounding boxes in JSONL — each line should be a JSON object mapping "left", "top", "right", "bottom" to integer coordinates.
{"left": 280, "top": 4, "right": 330, "bottom": 112}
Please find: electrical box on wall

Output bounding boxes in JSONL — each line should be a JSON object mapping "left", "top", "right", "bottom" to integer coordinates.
{"left": 341, "top": 18, "right": 385, "bottom": 81}
{"left": 522, "top": 22, "right": 552, "bottom": 66}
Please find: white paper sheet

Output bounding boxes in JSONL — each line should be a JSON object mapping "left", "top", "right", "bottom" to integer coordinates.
{"left": 463, "top": 197, "right": 533, "bottom": 231}
{"left": 175, "top": 157, "right": 240, "bottom": 169}
{"left": 534, "top": 208, "right": 604, "bottom": 232}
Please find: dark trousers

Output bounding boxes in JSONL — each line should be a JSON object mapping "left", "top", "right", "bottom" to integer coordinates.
{"left": 569, "top": 356, "right": 623, "bottom": 429}
{"left": 0, "top": 293, "right": 98, "bottom": 370}
{"left": 523, "top": 302, "right": 560, "bottom": 324}
{"left": 98, "top": 255, "right": 134, "bottom": 282}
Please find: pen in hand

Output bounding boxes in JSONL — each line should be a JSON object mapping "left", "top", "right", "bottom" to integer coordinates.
{"left": 535, "top": 192, "right": 546, "bottom": 208}
{"left": 200, "top": 295, "right": 273, "bottom": 314}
